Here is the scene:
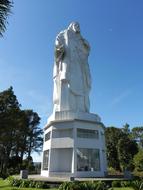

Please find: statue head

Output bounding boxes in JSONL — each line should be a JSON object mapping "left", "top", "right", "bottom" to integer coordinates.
{"left": 68, "top": 22, "right": 80, "bottom": 33}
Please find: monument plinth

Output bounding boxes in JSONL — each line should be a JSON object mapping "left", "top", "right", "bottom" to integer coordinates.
{"left": 41, "top": 22, "right": 107, "bottom": 177}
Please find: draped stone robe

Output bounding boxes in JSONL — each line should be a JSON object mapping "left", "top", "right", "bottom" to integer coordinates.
{"left": 53, "top": 25, "right": 91, "bottom": 113}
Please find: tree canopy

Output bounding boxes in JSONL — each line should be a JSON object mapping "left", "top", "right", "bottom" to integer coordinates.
{"left": 0, "top": 0, "right": 13, "bottom": 37}
{"left": 105, "top": 125, "right": 138, "bottom": 171}
{"left": 0, "top": 87, "right": 43, "bottom": 177}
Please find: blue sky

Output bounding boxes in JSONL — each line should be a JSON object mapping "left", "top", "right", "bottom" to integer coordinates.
{"left": 0, "top": 0, "right": 143, "bottom": 161}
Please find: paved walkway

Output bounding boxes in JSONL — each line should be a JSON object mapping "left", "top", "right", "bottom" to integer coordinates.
{"left": 27, "top": 175, "right": 125, "bottom": 183}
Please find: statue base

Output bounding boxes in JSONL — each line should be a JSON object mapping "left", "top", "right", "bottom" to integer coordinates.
{"left": 41, "top": 111, "right": 107, "bottom": 178}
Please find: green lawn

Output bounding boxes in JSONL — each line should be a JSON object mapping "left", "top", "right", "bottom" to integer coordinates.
{"left": 0, "top": 179, "right": 58, "bottom": 190}
{"left": 111, "top": 188, "right": 133, "bottom": 190}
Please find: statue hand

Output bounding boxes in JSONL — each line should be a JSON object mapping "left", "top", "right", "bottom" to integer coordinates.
{"left": 60, "top": 72, "right": 68, "bottom": 83}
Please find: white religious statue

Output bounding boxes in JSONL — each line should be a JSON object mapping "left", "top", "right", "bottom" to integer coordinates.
{"left": 53, "top": 22, "right": 91, "bottom": 113}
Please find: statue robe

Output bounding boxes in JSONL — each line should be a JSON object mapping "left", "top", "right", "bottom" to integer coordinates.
{"left": 53, "top": 28, "right": 91, "bottom": 112}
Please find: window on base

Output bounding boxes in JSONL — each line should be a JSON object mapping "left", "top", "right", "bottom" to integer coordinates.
{"left": 77, "top": 148, "right": 100, "bottom": 171}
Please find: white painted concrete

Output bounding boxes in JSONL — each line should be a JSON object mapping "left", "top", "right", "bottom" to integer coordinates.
{"left": 41, "top": 22, "right": 107, "bottom": 178}
{"left": 41, "top": 113, "right": 107, "bottom": 177}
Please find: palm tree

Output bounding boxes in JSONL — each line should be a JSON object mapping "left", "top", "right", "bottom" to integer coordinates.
{"left": 0, "top": 0, "right": 12, "bottom": 37}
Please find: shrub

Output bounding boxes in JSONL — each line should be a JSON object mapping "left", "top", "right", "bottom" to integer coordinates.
{"left": 130, "top": 180, "right": 143, "bottom": 190}
{"left": 108, "top": 167, "right": 118, "bottom": 175}
{"left": 29, "top": 180, "right": 37, "bottom": 188}
{"left": 81, "top": 181, "right": 97, "bottom": 190}
{"left": 7, "top": 167, "right": 20, "bottom": 175}
{"left": 120, "top": 180, "right": 132, "bottom": 187}
{"left": 59, "top": 181, "right": 108, "bottom": 190}
{"left": 11, "top": 178, "right": 23, "bottom": 187}
{"left": 6, "top": 177, "right": 50, "bottom": 189}
{"left": 133, "top": 170, "right": 143, "bottom": 179}
{"left": 59, "top": 181, "right": 82, "bottom": 190}
{"left": 95, "top": 181, "right": 108, "bottom": 190}
{"left": 35, "top": 181, "right": 50, "bottom": 189}
{"left": 112, "top": 180, "right": 121, "bottom": 187}
{"left": 0, "top": 172, "right": 9, "bottom": 179}
{"left": 6, "top": 176, "right": 21, "bottom": 187}
{"left": 6, "top": 176, "right": 15, "bottom": 184}
{"left": 19, "top": 179, "right": 31, "bottom": 188}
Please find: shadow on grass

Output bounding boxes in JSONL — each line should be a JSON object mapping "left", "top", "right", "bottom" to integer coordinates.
{"left": 0, "top": 185, "right": 10, "bottom": 188}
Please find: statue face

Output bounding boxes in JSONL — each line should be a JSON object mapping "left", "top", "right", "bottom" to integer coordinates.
{"left": 68, "top": 22, "right": 80, "bottom": 33}
{"left": 72, "top": 22, "right": 80, "bottom": 33}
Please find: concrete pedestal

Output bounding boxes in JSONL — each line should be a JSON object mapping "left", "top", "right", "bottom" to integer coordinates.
{"left": 41, "top": 111, "right": 107, "bottom": 178}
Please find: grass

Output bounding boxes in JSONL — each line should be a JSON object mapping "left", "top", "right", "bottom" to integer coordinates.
{"left": 112, "top": 188, "right": 133, "bottom": 190}
{"left": 0, "top": 179, "right": 58, "bottom": 190}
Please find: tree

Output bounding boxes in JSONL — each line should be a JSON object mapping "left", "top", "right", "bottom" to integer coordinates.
{"left": 0, "top": 0, "right": 13, "bottom": 37}
{"left": 0, "top": 87, "right": 42, "bottom": 176}
{"left": 0, "top": 87, "right": 21, "bottom": 175}
{"left": 24, "top": 110, "right": 43, "bottom": 160}
{"left": 131, "top": 127, "right": 143, "bottom": 148}
{"left": 105, "top": 127, "right": 122, "bottom": 171}
{"left": 105, "top": 125, "right": 138, "bottom": 171}
{"left": 133, "top": 149, "right": 143, "bottom": 172}
{"left": 118, "top": 135, "right": 138, "bottom": 170}
{"left": 122, "top": 123, "right": 130, "bottom": 135}
{"left": 10, "top": 110, "right": 29, "bottom": 159}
